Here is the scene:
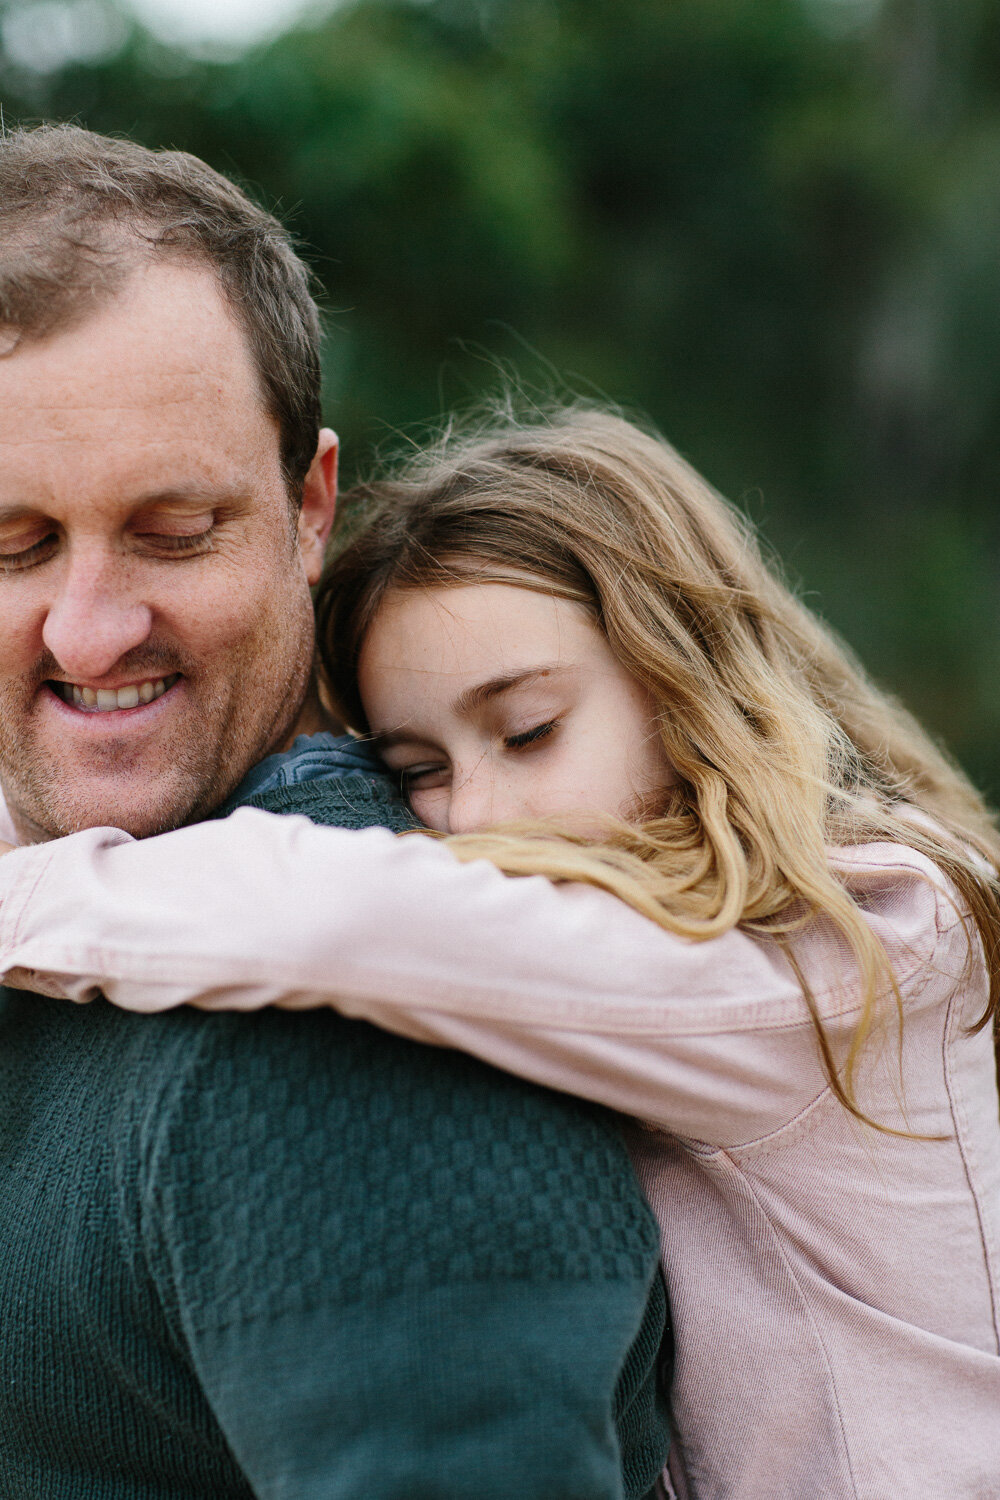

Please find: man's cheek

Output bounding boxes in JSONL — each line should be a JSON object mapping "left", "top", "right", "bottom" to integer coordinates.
{"left": 0, "top": 603, "right": 44, "bottom": 680}
{"left": 179, "top": 569, "right": 280, "bottom": 646}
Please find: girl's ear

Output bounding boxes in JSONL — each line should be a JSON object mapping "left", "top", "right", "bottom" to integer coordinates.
{"left": 298, "top": 429, "right": 338, "bottom": 584}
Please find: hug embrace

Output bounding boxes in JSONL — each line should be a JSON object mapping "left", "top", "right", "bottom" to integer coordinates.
{"left": 0, "top": 125, "right": 998, "bottom": 1500}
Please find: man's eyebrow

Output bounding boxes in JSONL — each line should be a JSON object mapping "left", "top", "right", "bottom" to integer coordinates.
{"left": 128, "top": 486, "right": 247, "bottom": 511}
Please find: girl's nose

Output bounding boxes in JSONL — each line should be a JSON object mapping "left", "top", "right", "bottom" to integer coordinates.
{"left": 446, "top": 762, "right": 501, "bottom": 834}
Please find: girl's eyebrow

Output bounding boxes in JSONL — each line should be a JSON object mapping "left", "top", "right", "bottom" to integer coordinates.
{"left": 454, "top": 665, "right": 568, "bottom": 717}
{"left": 372, "top": 665, "right": 574, "bottom": 750}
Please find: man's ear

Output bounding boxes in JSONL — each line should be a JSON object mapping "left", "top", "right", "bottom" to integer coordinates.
{"left": 297, "top": 428, "right": 339, "bottom": 584}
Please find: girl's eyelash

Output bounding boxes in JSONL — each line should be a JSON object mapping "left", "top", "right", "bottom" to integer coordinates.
{"left": 399, "top": 764, "right": 443, "bottom": 786}
{"left": 505, "top": 719, "right": 559, "bottom": 750}
{"left": 396, "top": 721, "right": 560, "bottom": 786}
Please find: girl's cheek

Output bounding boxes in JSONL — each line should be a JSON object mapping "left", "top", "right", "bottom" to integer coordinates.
{"left": 410, "top": 789, "right": 448, "bottom": 832}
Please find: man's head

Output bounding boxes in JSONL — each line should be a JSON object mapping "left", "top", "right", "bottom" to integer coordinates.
{"left": 0, "top": 126, "right": 338, "bottom": 841}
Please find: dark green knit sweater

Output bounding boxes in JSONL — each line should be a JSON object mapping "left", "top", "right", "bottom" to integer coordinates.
{"left": 0, "top": 773, "right": 670, "bottom": 1498}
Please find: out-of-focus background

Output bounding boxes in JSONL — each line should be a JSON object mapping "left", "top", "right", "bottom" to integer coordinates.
{"left": 3, "top": 0, "right": 999, "bottom": 793}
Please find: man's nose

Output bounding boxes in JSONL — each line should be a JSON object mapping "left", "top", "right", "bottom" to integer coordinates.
{"left": 41, "top": 556, "right": 154, "bottom": 681}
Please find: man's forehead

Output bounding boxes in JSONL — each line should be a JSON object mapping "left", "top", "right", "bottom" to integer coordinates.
{"left": 0, "top": 407, "right": 274, "bottom": 520}
{"left": 0, "top": 259, "right": 264, "bottom": 430}
{"left": 0, "top": 258, "right": 281, "bottom": 507}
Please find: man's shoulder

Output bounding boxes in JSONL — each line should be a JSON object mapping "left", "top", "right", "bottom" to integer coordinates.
{"left": 190, "top": 764, "right": 660, "bottom": 1279}
{"left": 139, "top": 1002, "right": 660, "bottom": 1355}
{"left": 132, "top": 1010, "right": 670, "bottom": 1500}
{"left": 1, "top": 988, "right": 656, "bottom": 1299}
{"left": 234, "top": 769, "right": 416, "bottom": 834}
{"left": 158, "top": 1002, "right": 655, "bottom": 1248}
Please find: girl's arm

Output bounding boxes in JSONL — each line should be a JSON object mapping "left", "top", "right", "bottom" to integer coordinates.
{"left": 0, "top": 807, "right": 957, "bottom": 1143}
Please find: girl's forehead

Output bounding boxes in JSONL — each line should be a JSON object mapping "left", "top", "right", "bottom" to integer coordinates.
{"left": 357, "top": 582, "right": 628, "bottom": 739}
{"left": 364, "top": 582, "right": 606, "bottom": 670}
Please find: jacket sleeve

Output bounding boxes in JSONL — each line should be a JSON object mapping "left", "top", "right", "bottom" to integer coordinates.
{"left": 138, "top": 1004, "right": 669, "bottom": 1499}
{"left": 0, "top": 807, "right": 959, "bottom": 1144}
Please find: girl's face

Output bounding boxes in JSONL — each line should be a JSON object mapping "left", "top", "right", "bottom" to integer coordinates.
{"left": 357, "top": 582, "right": 673, "bottom": 834}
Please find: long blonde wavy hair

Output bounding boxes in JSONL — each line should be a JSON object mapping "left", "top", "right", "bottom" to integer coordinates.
{"left": 316, "top": 404, "right": 1000, "bottom": 1126}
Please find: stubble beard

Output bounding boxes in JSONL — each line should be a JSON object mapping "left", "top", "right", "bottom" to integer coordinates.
{"left": 0, "top": 617, "right": 315, "bottom": 842}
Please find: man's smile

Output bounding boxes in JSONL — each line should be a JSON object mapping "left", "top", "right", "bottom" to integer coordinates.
{"left": 47, "top": 674, "right": 182, "bottom": 714}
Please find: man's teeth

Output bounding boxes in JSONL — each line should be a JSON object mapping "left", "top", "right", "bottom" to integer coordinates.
{"left": 62, "top": 677, "right": 174, "bottom": 711}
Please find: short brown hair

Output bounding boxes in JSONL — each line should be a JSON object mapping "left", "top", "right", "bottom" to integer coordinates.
{"left": 0, "top": 123, "right": 321, "bottom": 497}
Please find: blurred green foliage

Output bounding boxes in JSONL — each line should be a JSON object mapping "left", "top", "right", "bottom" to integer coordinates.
{"left": 3, "top": 0, "right": 1000, "bottom": 793}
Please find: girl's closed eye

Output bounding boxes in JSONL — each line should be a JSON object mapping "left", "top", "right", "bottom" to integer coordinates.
{"left": 400, "top": 761, "right": 450, "bottom": 791}
{"left": 504, "top": 719, "right": 559, "bottom": 751}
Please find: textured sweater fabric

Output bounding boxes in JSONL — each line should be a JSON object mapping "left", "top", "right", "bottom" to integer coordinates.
{"left": 0, "top": 771, "right": 670, "bottom": 1499}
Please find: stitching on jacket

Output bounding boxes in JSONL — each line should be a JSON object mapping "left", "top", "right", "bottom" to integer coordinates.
{"left": 940, "top": 984, "right": 1000, "bottom": 1351}
{"left": 711, "top": 1152, "right": 861, "bottom": 1500}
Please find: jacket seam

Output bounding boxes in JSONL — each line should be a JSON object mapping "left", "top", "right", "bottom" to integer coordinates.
{"left": 940, "top": 986, "right": 1000, "bottom": 1351}
{"left": 716, "top": 1154, "right": 861, "bottom": 1500}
